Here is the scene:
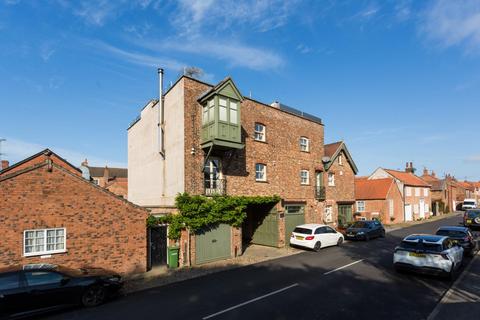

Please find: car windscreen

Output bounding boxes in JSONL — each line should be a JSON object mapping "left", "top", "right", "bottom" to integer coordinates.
{"left": 464, "top": 201, "right": 475, "bottom": 206}
{"left": 400, "top": 241, "right": 443, "bottom": 252}
{"left": 467, "top": 211, "right": 480, "bottom": 218}
{"left": 293, "top": 227, "right": 312, "bottom": 235}
{"left": 436, "top": 230, "right": 467, "bottom": 238}
{"left": 351, "top": 221, "right": 369, "bottom": 228}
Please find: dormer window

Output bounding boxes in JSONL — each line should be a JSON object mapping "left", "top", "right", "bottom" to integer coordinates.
{"left": 300, "top": 137, "right": 309, "bottom": 152}
{"left": 230, "top": 101, "right": 238, "bottom": 124}
{"left": 254, "top": 123, "right": 266, "bottom": 142}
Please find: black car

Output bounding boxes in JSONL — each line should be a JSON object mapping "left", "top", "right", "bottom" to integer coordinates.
{"left": 436, "top": 226, "right": 478, "bottom": 256}
{"left": 464, "top": 209, "right": 480, "bottom": 229}
{"left": 0, "top": 264, "right": 122, "bottom": 318}
{"left": 345, "top": 220, "right": 385, "bottom": 241}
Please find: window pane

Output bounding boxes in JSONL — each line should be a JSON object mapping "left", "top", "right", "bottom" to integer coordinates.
{"left": 208, "top": 99, "right": 214, "bottom": 107}
{"left": 230, "top": 109, "right": 237, "bottom": 124}
{"left": 219, "top": 98, "right": 227, "bottom": 106}
{"left": 230, "top": 101, "right": 237, "bottom": 110}
{"left": 202, "top": 107, "right": 208, "bottom": 124}
{"left": 25, "top": 272, "right": 63, "bottom": 286}
{"left": 208, "top": 107, "right": 215, "bottom": 121}
{"left": 219, "top": 106, "right": 227, "bottom": 121}
{"left": 0, "top": 273, "right": 20, "bottom": 290}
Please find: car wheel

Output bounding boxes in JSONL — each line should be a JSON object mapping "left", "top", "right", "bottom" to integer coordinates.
{"left": 364, "top": 234, "right": 370, "bottom": 241}
{"left": 380, "top": 230, "right": 386, "bottom": 238}
{"left": 313, "top": 241, "right": 322, "bottom": 252}
{"left": 337, "top": 237, "right": 344, "bottom": 246}
{"left": 82, "top": 285, "right": 106, "bottom": 307}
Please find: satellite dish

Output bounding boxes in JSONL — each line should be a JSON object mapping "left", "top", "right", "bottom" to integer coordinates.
{"left": 322, "top": 156, "right": 331, "bottom": 163}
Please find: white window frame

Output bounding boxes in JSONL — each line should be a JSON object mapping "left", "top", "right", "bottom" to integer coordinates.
{"left": 356, "top": 201, "right": 365, "bottom": 212}
{"left": 23, "top": 228, "right": 66, "bottom": 257}
{"left": 254, "top": 123, "right": 266, "bottom": 142}
{"left": 229, "top": 101, "right": 238, "bottom": 124}
{"left": 424, "top": 188, "right": 429, "bottom": 197}
{"left": 339, "top": 155, "right": 343, "bottom": 166}
{"left": 299, "top": 137, "right": 309, "bottom": 152}
{"left": 300, "top": 170, "right": 309, "bottom": 185}
{"left": 255, "top": 163, "right": 267, "bottom": 182}
{"left": 405, "top": 187, "right": 412, "bottom": 196}
{"left": 415, "top": 187, "right": 420, "bottom": 197}
{"left": 324, "top": 205, "right": 333, "bottom": 222}
{"left": 328, "top": 172, "right": 335, "bottom": 186}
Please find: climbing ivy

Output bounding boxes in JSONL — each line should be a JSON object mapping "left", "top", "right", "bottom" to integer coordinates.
{"left": 146, "top": 193, "right": 280, "bottom": 240}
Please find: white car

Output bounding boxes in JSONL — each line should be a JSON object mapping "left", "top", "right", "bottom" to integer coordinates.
{"left": 393, "top": 234, "right": 463, "bottom": 278}
{"left": 289, "top": 224, "right": 344, "bottom": 251}
{"left": 462, "top": 199, "right": 477, "bottom": 210}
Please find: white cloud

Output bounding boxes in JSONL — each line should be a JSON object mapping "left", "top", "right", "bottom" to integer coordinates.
{"left": 88, "top": 40, "right": 186, "bottom": 70}
{"left": 465, "top": 155, "right": 480, "bottom": 162}
{"left": 421, "top": 0, "right": 480, "bottom": 53}
{"left": 139, "top": 37, "right": 284, "bottom": 71}
{"left": 73, "top": 0, "right": 118, "bottom": 26}
{"left": 1, "top": 137, "right": 126, "bottom": 168}
{"left": 296, "top": 44, "right": 312, "bottom": 54}
{"left": 40, "top": 42, "right": 56, "bottom": 61}
{"left": 173, "top": 0, "right": 300, "bottom": 34}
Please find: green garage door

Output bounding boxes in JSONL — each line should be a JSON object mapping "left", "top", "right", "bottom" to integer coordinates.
{"left": 285, "top": 205, "right": 305, "bottom": 242}
{"left": 195, "top": 224, "right": 231, "bottom": 264}
{"left": 251, "top": 209, "right": 279, "bottom": 247}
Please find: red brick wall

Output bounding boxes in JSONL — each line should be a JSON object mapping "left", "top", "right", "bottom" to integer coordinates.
{"left": 182, "top": 77, "right": 326, "bottom": 245}
{"left": 325, "top": 150, "right": 356, "bottom": 226}
{"left": 0, "top": 164, "right": 148, "bottom": 274}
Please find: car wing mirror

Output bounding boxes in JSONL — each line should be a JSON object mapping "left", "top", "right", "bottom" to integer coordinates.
{"left": 60, "top": 277, "right": 70, "bottom": 286}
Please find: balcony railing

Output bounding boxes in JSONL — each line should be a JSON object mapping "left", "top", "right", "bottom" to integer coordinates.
{"left": 204, "top": 179, "right": 226, "bottom": 196}
{"left": 315, "top": 186, "right": 326, "bottom": 201}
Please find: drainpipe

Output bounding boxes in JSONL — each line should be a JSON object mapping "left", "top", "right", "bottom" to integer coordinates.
{"left": 158, "top": 68, "right": 165, "bottom": 157}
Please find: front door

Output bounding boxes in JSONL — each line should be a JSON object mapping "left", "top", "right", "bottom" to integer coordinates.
{"left": 405, "top": 204, "right": 413, "bottom": 221}
{"left": 338, "top": 205, "right": 353, "bottom": 228}
{"left": 419, "top": 199, "right": 425, "bottom": 218}
{"left": 149, "top": 226, "right": 168, "bottom": 267}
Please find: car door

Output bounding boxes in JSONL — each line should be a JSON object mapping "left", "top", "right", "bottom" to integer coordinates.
{"left": 315, "top": 227, "right": 329, "bottom": 247}
{"left": 325, "top": 226, "right": 339, "bottom": 245}
{"left": 23, "top": 270, "right": 72, "bottom": 311}
{"left": 0, "top": 271, "right": 29, "bottom": 316}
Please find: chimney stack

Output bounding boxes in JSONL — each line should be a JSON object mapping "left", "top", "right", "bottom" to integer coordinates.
{"left": 405, "top": 162, "right": 416, "bottom": 174}
{"left": 432, "top": 171, "right": 436, "bottom": 178}
{"left": 423, "top": 167, "right": 428, "bottom": 176}
{"left": 1, "top": 160, "right": 8, "bottom": 170}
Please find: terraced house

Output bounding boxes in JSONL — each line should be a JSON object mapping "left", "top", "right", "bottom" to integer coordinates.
{"left": 128, "top": 73, "right": 357, "bottom": 267}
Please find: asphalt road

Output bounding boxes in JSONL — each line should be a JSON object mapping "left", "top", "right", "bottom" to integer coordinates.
{"left": 40, "top": 214, "right": 472, "bottom": 320}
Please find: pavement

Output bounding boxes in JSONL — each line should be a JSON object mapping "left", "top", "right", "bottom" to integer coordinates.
{"left": 427, "top": 249, "right": 480, "bottom": 320}
{"left": 38, "top": 212, "right": 477, "bottom": 320}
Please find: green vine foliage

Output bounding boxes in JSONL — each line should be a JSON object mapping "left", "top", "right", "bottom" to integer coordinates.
{"left": 146, "top": 193, "right": 280, "bottom": 240}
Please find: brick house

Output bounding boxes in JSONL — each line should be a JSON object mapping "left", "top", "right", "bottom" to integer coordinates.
{"left": 369, "top": 163, "right": 432, "bottom": 221}
{"left": 322, "top": 141, "right": 358, "bottom": 227}
{"left": 0, "top": 149, "right": 148, "bottom": 274}
{"left": 128, "top": 74, "right": 356, "bottom": 266}
{"left": 79, "top": 159, "right": 128, "bottom": 198}
{"left": 355, "top": 177, "right": 403, "bottom": 224}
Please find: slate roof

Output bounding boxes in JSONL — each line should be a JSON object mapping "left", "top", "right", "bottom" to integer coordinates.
{"left": 88, "top": 166, "right": 128, "bottom": 178}
{"left": 355, "top": 178, "right": 394, "bottom": 200}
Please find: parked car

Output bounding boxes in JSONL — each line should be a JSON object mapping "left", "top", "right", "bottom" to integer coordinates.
{"left": 0, "top": 264, "right": 123, "bottom": 319}
{"left": 462, "top": 199, "right": 477, "bottom": 211}
{"left": 290, "top": 224, "right": 344, "bottom": 251}
{"left": 393, "top": 234, "right": 463, "bottom": 278}
{"left": 464, "top": 209, "right": 480, "bottom": 229}
{"left": 435, "top": 226, "right": 478, "bottom": 257}
{"left": 345, "top": 220, "right": 385, "bottom": 241}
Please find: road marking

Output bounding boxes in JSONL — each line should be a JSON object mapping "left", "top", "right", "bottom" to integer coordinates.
{"left": 202, "top": 283, "right": 299, "bottom": 319}
{"left": 323, "top": 259, "right": 364, "bottom": 275}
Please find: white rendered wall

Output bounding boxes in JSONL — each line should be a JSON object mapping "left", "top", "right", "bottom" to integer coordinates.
{"left": 128, "top": 80, "right": 185, "bottom": 207}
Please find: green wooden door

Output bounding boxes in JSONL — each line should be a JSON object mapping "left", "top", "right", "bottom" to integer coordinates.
{"left": 251, "top": 210, "right": 279, "bottom": 247}
{"left": 195, "top": 224, "right": 231, "bottom": 265}
{"left": 338, "top": 205, "right": 353, "bottom": 228}
{"left": 285, "top": 205, "right": 305, "bottom": 241}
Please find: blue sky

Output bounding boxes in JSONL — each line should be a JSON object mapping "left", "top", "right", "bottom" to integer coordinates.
{"left": 0, "top": 0, "right": 479, "bottom": 180}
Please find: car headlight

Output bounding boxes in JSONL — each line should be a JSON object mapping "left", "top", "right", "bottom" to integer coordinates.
{"left": 107, "top": 276, "right": 121, "bottom": 282}
{"left": 357, "top": 231, "right": 365, "bottom": 235}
